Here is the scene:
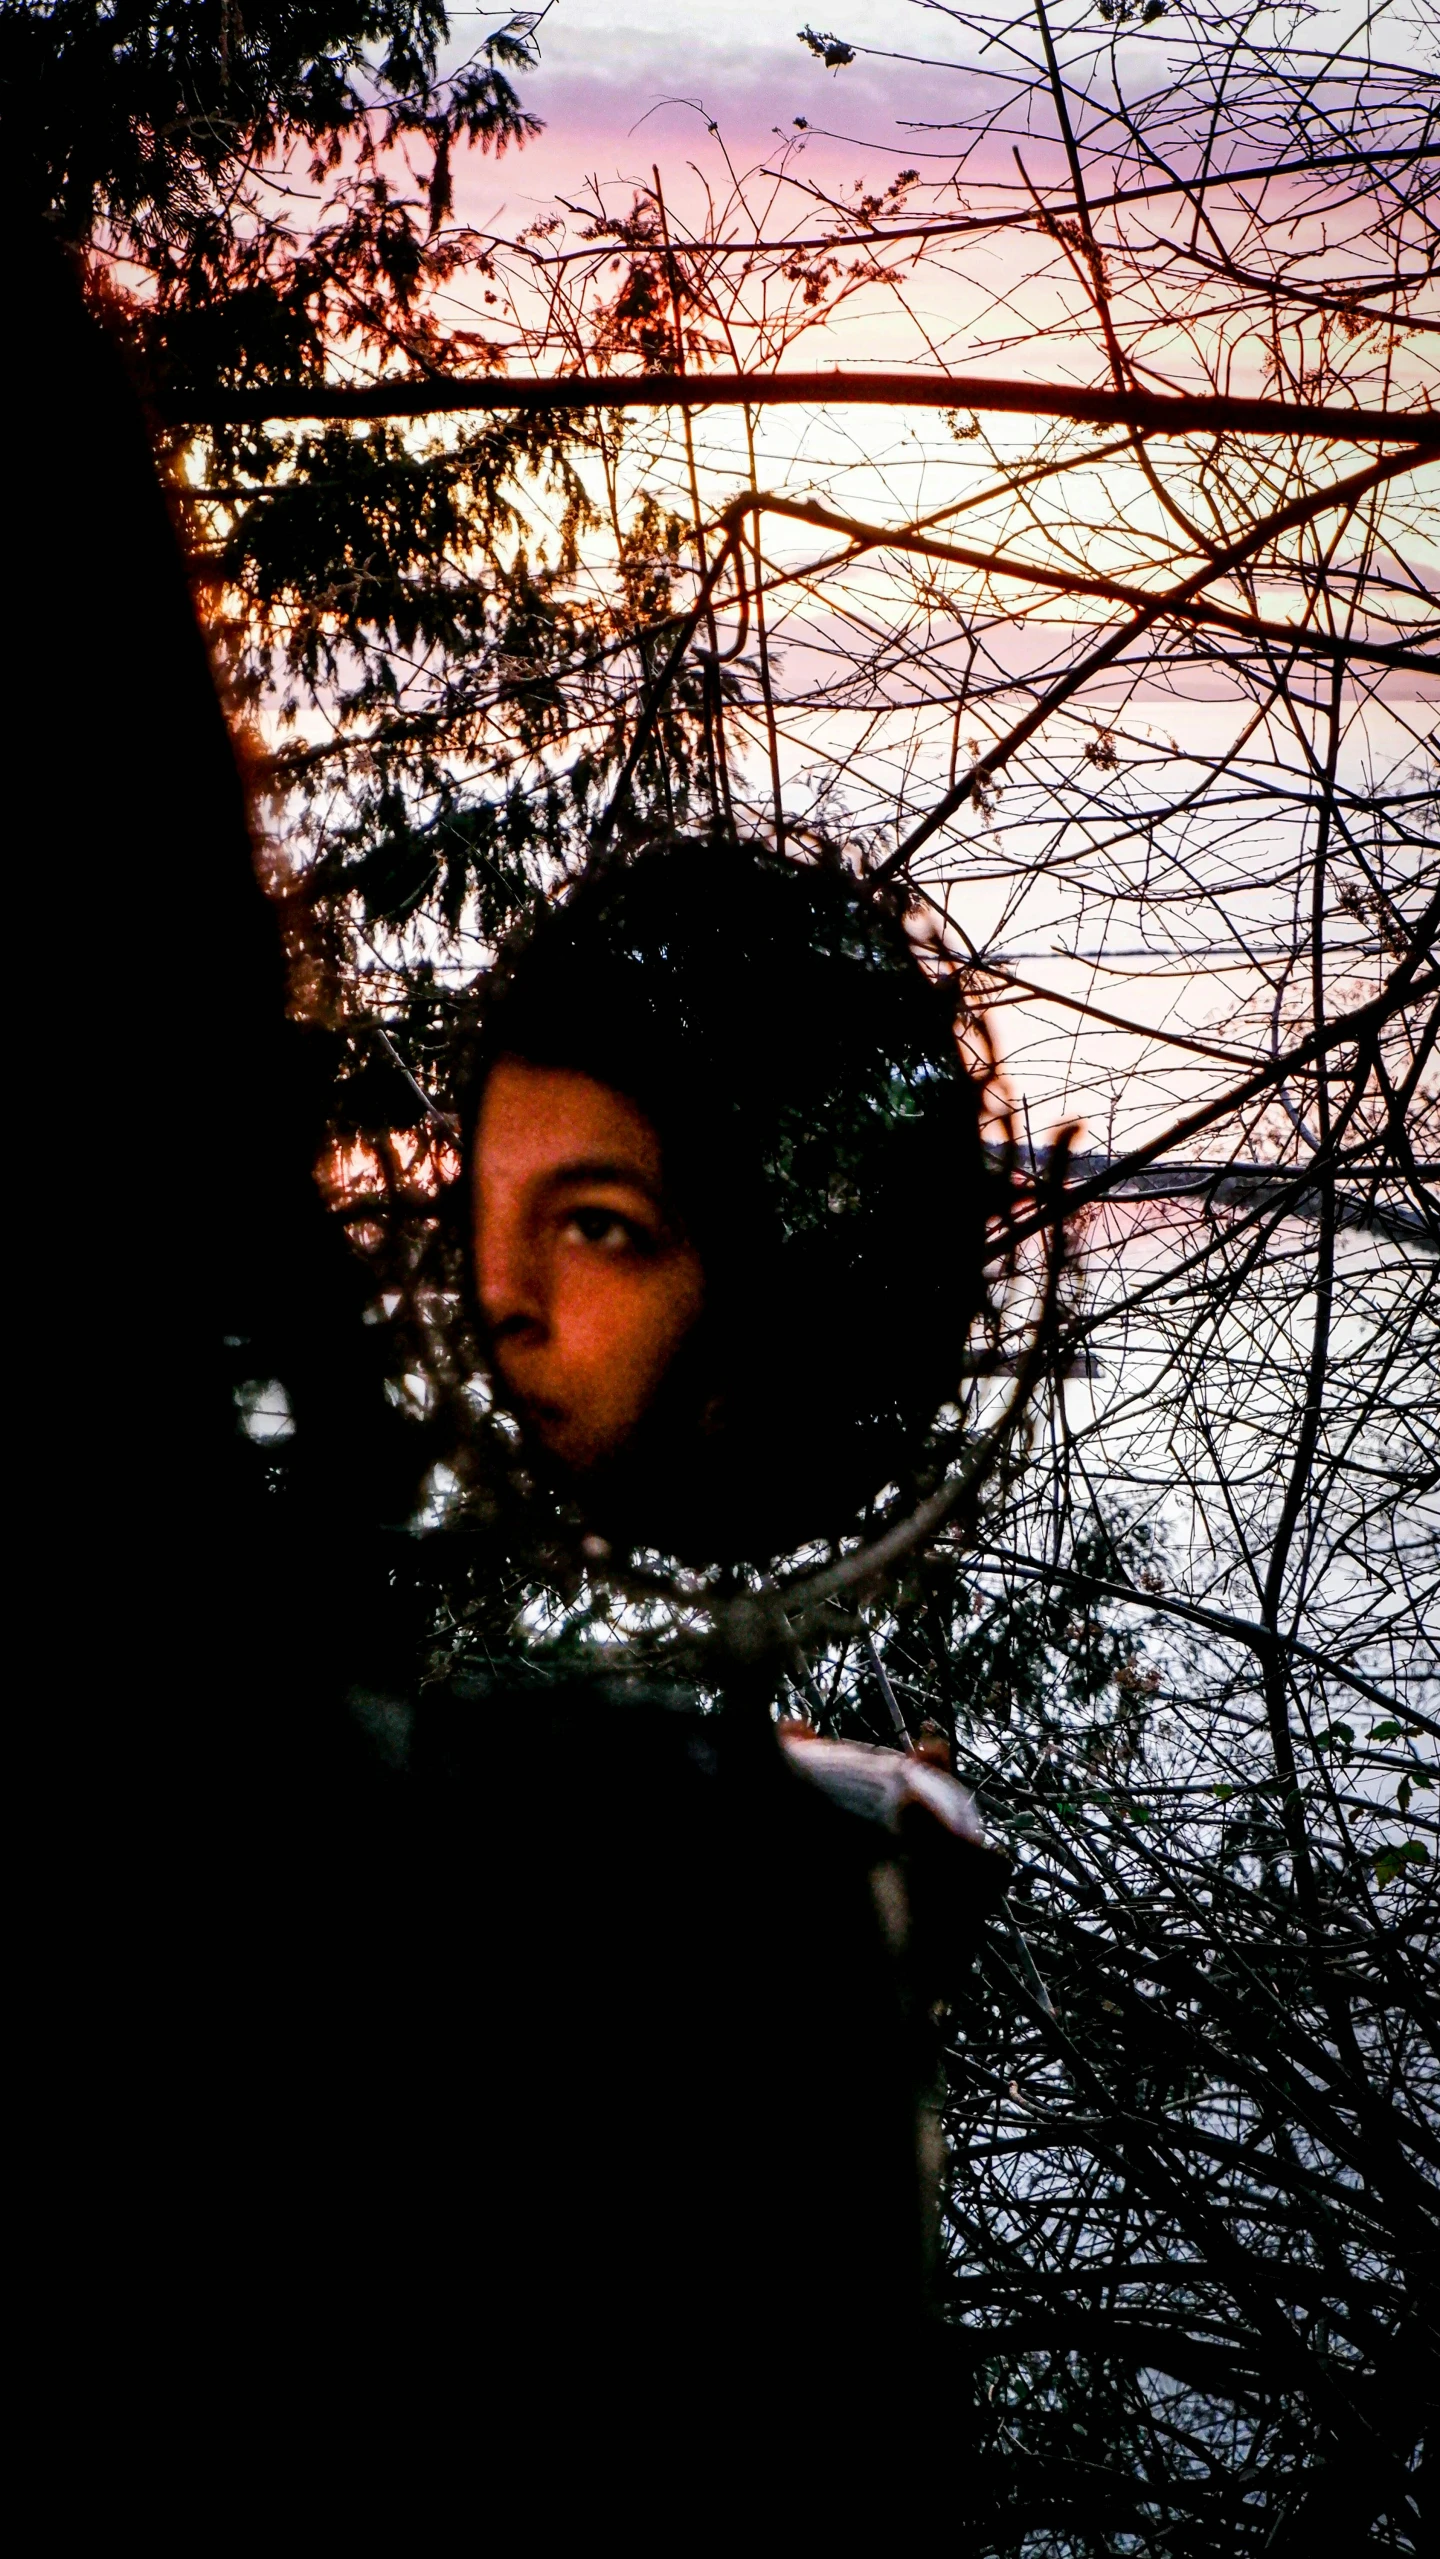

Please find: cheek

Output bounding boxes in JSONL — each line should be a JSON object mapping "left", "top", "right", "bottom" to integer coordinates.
{"left": 555, "top": 1259, "right": 704, "bottom": 1393}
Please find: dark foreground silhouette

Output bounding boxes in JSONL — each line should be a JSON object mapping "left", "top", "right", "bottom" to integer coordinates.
{"left": 17, "top": 233, "right": 1005, "bottom": 2507}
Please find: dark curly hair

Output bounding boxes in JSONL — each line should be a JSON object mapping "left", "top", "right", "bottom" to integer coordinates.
{"left": 464, "top": 841, "right": 996, "bottom": 1558}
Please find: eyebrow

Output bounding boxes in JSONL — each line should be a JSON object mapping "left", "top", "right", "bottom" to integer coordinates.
{"left": 544, "top": 1157, "right": 665, "bottom": 1205}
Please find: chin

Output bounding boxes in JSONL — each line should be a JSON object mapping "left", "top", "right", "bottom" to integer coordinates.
{"left": 544, "top": 1432, "right": 625, "bottom": 1477}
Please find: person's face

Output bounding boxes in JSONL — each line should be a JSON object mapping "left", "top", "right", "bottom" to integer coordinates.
{"left": 472, "top": 1058, "right": 706, "bottom": 1475}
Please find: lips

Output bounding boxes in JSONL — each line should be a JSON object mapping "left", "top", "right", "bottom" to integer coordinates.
{"left": 503, "top": 1370, "right": 565, "bottom": 1431}
{"left": 499, "top": 1365, "right": 574, "bottom": 1449}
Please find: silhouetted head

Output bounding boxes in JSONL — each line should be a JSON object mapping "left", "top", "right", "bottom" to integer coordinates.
{"left": 466, "top": 842, "right": 993, "bottom": 1558}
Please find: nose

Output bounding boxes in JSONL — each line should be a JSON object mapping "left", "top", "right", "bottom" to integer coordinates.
{"left": 475, "top": 1186, "right": 548, "bottom": 1347}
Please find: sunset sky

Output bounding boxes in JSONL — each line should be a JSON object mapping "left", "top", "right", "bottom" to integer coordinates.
{"left": 275, "top": 3, "right": 1436, "bottom": 1143}
{"left": 443, "top": 1, "right": 972, "bottom": 226}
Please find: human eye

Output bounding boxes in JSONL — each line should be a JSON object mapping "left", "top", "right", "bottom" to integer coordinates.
{"left": 561, "top": 1201, "right": 655, "bottom": 1254}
